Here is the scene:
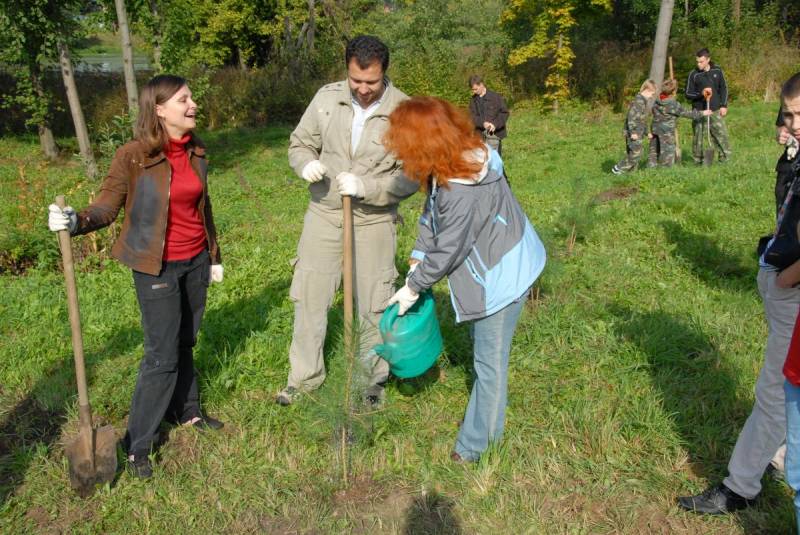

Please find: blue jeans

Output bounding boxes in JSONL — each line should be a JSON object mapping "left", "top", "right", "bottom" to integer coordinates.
{"left": 454, "top": 291, "right": 528, "bottom": 461}
{"left": 785, "top": 380, "right": 800, "bottom": 532}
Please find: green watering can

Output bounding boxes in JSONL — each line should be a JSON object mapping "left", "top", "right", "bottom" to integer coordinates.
{"left": 375, "top": 290, "right": 443, "bottom": 379}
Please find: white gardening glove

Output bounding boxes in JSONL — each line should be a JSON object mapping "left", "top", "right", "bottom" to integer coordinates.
{"left": 406, "top": 262, "right": 419, "bottom": 283}
{"left": 387, "top": 284, "right": 419, "bottom": 316}
{"left": 336, "top": 172, "right": 365, "bottom": 198}
{"left": 301, "top": 160, "right": 327, "bottom": 183}
{"left": 786, "top": 135, "right": 799, "bottom": 161}
{"left": 210, "top": 264, "right": 224, "bottom": 283}
{"left": 48, "top": 204, "right": 77, "bottom": 233}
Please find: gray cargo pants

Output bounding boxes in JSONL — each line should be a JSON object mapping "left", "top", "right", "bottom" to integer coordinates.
{"left": 287, "top": 207, "right": 397, "bottom": 390}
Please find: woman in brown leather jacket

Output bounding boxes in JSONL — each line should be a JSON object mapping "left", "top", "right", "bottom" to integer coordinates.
{"left": 48, "top": 75, "right": 224, "bottom": 479}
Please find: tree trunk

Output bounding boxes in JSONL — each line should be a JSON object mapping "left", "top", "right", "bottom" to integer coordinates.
{"left": 684, "top": 0, "right": 689, "bottom": 17}
{"left": 115, "top": 0, "right": 139, "bottom": 112}
{"left": 149, "top": 0, "right": 163, "bottom": 71}
{"left": 30, "top": 68, "right": 59, "bottom": 159}
{"left": 649, "top": 0, "right": 675, "bottom": 90}
{"left": 57, "top": 41, "right": 98, "bottom": 180}
{"left": 307, "top": 0, "right": 316, "bottom": 53}
{"left": 38, "top": 125, "right": 59, "bottom": 160}
{"left": 732, "top": 0, "right": 741, "bottom": 24}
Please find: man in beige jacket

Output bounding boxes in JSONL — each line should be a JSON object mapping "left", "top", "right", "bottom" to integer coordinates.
{"left": 277, "top": 35, "right": 417, "bottom": 406}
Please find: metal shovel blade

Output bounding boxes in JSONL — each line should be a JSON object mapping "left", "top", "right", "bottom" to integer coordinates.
{"left": 703, "top": 148, "right": 715, "bottom": 166}
{"left": 66, "top": 424, "right": 117, "bottom": 497}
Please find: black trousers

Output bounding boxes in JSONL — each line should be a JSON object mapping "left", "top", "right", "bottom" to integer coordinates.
{"left": 125, "top": 250, "right": 210, "bottom": 458}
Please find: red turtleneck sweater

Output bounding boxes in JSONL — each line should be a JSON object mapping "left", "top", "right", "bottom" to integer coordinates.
{"left": 162, "top": 135, "right": 207, "bottom": 261}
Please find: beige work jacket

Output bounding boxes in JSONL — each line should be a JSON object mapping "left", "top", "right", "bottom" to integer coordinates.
{"left": 288, "top": 79, "right": 418, "bottom": 225}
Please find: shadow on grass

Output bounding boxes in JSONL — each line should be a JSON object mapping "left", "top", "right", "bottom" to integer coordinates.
{"left": 608, "top": 304, "right": 752, "bottom": 480}
{"left": 662, "top": 221, "right": 755, "bottom": 293}
{"left": 194, "top": 279, "right": 292, "bottom": 396}
{"left": 0, "top": 326, "right": 140, "bottom": 506}
{"left": 201, "top": 125, "right": 293, "bottom": 173}
{"left": 403, "top": 491, "right": 462, "bottom": 534}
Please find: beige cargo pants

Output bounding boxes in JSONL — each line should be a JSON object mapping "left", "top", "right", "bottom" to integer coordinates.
{"left": 287, "top": 207, "right": 397, "bottom": 390}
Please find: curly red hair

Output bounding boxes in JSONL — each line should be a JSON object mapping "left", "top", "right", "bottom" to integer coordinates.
{"left": 383, "top": 96, "right": 486, "bottom": 190}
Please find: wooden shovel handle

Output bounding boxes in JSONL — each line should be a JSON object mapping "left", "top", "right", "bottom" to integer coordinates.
{"left": 342, "top": 195, "right": 354, "bottom": 352}
{"left": 55, "top": 196, "right": 93, "bottom": 432}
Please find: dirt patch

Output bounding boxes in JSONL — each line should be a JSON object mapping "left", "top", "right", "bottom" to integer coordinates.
{"left": 593, "top": 186, "right": 639, "bottom": 204}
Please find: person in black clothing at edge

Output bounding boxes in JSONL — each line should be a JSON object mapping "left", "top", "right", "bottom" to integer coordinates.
{"left": 685, "top": 47, "right": 733, "bottom": 163}
{"left": 468, "top": 75, "right": 510, "bottom": 156}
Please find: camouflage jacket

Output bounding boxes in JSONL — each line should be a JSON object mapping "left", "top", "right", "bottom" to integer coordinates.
{"left": 624, "top": 94, "right": 649, "bottom": 139}
{"left": 651, "top": 97, "right": 700, "bottom": 135}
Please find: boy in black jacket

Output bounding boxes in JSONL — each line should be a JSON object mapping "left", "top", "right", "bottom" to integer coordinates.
{"left": 685, "top": 48, "right": 732, "bottom": 163}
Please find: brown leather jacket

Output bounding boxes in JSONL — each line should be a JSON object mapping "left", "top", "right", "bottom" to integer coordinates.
{"left": 73, "top": 138, "right": 221, "bottom": 276}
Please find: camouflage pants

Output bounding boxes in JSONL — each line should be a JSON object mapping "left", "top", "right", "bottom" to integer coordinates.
{"left": 692, "top": 112, "right": 732, "bottom": 163}
{"left": 616, "top": 137, "right": 644, "bottom": 172}
{"left": 648, "top": 132, "right": 678, "bottom": 167}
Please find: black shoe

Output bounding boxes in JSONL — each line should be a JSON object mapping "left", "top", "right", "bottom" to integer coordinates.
{"left": 677, "top": 483, "right": 754, "bottom": 514}
{"left": 127, "top": 455, "right": 153, "bottom": 479}
{"left": 183, "top": 414, "right": 224, "bottom": 431}
{"left": 362, "top": 383, "right": 385, "bottom": 409}
{"left": 275, "top": 386, "right": 300, "bottom": 406}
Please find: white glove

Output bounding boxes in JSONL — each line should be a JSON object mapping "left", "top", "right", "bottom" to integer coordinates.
{"left": 787, "top": 135, "right": 799, "bottom": 161}
{"left": 387, "top": 284, "right": 419, "bottom": 316}
{"left": 48, "top": 204, "right": 77, "bottom": 233}
{"left": 406, "top": 262, "right": 419, "bottom": 282}
{"left": 336, "top": 172, "right": 365, "bottom": 198}
{"left": 210, "top": 264, "right": 224, "bottom": 283}
{"left": 301, "top": 160, "right": 327, "bottom": 183}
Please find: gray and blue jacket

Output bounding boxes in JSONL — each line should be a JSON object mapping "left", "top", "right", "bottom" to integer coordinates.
{"left": 406, "top": 147, "right": 546, "bottom": 322}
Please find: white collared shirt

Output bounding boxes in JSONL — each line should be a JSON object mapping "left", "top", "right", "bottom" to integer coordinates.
{"left": 351, "top": 95, "right": 383, "bottom": 155}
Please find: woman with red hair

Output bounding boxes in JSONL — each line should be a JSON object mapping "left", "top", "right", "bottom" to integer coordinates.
{"left": 385, "top": 96, "right": 546, "bottom": 463}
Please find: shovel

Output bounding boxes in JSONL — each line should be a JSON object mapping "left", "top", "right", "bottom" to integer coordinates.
{"left": 668, "top": 56, "right": 681, "bottom": 162}
{"left": 702, "top": 90, "right": 715, "bottom": 166}
{"left": 55, "top": 195, "right": 117, "bottom": 496}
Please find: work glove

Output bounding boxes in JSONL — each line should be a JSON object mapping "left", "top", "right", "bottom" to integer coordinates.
{"left": 388, "top": 284, "right": 419, "bottom": 316}
{"left": 301, "top": 160, "right": 327, "bottom": 183}
{"left": 48, "top": 204, "right": 77, "bottom": 233}
{"left": 786, "top": 135, "right": 800, "bottom": 161}
{"left": 210, "top": 264, "right": 224, "bottom": 283}
{"left": 336, "top": 172, "right": 366, "bottom": 198}
{"left": 405, "top": 261, "right": 419, "bottom": 282}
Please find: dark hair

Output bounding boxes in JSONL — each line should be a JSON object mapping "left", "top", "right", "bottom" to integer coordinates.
{"left": 696, "top": 48, "right": 710, "bottom": 58}
{"left": 468, "top": 75, "right": 484, "bottom": 87}
{"left": 782, "top": 72, "right": 800, "bottom": 101}
{"left": 135, "top": 74, "right": 190, "bottom": 154}
{"left": 345, "top": 35, "right": 389, "bottom": 72}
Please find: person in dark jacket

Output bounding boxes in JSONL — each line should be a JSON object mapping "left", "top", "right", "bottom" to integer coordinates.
{"left": 383, "top": 96, "right": 546, "bottom": 463}
{"left": 678, "top": 71, "right": 800, "bottom": 516}
{"left": 47, "top": 75, "right": 224, "bottom": 479}
{"left": 612, "top": 79, "right": 657, "bottom": 174}
{"left": 468, "top": 75, "right": 510, "bottom": 155}
{"left": 685, "top": 48, "right": 732, "bottom": 163}
{"left": 649, "top": 78, "right": 711, "bottom": 167}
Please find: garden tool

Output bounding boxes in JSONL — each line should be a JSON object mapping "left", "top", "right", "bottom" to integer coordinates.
{"left": 702, "top": 88, "right": 714, "bottom": 166}
{"left": 342, "top": 194, "right": 354, "bottom": 352}
{"left": 55, "top": 195, "right": 117, "bottom": 497}
{"left": 668, "top": 56, "right": 681, "bottom": 161}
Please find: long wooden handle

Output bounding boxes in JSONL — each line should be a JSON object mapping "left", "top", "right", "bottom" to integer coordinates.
{"left": 668, "top": 56, "right": 674, "bottom": 81}
{"left": 342, "top": 195, "right": 354, "bottom": 352}
{"left": 55, "top": 196, "right": 93, "bottom": 433}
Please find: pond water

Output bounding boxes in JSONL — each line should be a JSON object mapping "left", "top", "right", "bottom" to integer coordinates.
{"left": 72, "top": 53, "right": 152, "bottom": 73}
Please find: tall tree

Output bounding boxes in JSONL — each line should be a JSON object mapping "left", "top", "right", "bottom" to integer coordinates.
{"left": 57, "top": 41, "right": 98, "bottom": 180}
{"left": 649, "top": 0, "right": 674, "bottom": 89}
{"left": 114, "top": 0, "right": 139, "bottom": 112}
{"left": 0, "top": 0, "right": 77, "bottom": 159}
{"left": 502, "top": 0, "right": 611, "bottom": 112}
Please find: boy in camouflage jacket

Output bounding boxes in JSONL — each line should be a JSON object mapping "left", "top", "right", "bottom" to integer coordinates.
{"left": 648, "top": 79, "right": 711, "bottom": 167}
{"left": 613, "top": 80, "right": 657, "bottom": 174}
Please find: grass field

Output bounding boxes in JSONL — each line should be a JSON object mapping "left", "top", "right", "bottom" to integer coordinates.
{"left": 0, "top": 100, "right": 795, "bottom": 534}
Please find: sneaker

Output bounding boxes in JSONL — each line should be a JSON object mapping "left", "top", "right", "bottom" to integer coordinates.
{"left": 127, "top": 455, "right": 153, "bottom": 479}
{"left": 677, "top": 483, "right": 754, "bottom": 514}
{"left": 611, "top": 165, "right": 623, "bottom": 175}
{"left": 275, "top": 386, "right": 300, "bottom": 406}
{"left": 362, "top": 383, "right": 385, "bottom": 409}
{"left": 182, "top": 414, "right": 224, "bottom": 431}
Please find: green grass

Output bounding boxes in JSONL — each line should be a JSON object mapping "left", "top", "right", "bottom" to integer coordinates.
{"left": 0, "top": 101, "right": 795, "bottom": 533}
